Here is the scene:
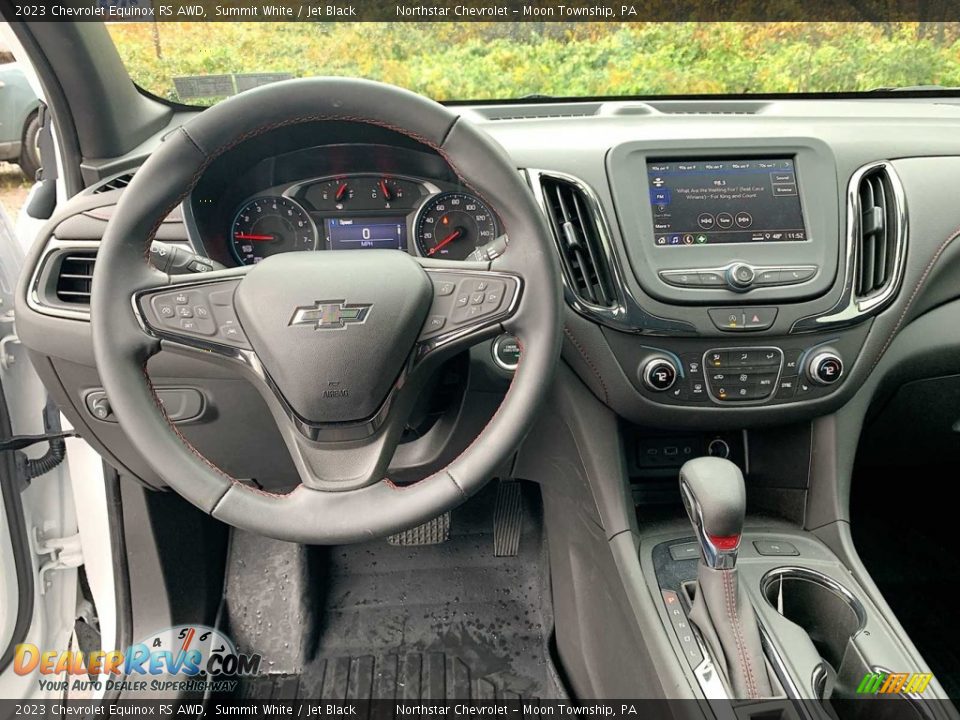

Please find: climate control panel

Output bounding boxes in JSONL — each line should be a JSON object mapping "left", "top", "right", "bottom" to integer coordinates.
{"left": 622, "top": 329, "right": 868, "bottom": 408}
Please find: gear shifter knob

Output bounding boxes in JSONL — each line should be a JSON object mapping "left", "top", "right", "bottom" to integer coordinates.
{"left": 679, "top": 456, "right": 746, "bottom": 569}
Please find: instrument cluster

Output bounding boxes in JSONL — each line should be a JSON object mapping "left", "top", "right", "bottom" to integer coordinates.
{"left": 228, "top": 173, "right": 499, "bottom": 266}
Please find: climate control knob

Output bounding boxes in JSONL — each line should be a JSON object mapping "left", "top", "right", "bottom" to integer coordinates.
{"left": 642, "top": 357, "right": 679, "bottom": 392}
{"left": 807, "top": 351, "right": 844, "bottom": 386}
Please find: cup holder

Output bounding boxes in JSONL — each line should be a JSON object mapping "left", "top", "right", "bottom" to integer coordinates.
{"left": 761, "top": 567, "right": 866, "bottom": 674}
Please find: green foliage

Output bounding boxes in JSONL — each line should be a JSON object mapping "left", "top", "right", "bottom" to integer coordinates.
{"left": 107, "top": 22, "right": 960, "bottom": 103}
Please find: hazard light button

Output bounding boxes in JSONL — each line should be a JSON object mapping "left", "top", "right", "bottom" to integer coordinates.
{"left": 707, "top": 307, "right": 778, "bottom": 332}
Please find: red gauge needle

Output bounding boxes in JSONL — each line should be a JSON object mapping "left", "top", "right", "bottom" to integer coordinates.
{"left": 335, "top": 183, "right": 349, "bottom": 202}
{"left": 429, "top": 229, "right": 463, "bottom": 255}
{"left": 379, "top": 179, "right": 393, "bottom": 201}
{"left": 234, "top": 233, "right": 275, "bottom": 241}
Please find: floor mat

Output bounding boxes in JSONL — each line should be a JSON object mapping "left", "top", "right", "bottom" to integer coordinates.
{"left": 223, "top": 482, "right": 565, "bottom": 701}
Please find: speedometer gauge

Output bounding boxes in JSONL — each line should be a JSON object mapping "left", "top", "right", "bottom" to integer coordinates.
{"left": 415, "top": 192, "right": 498, "bottom": 260}
{"left": 231, "top": 196, "right": 317, "bottom": 265}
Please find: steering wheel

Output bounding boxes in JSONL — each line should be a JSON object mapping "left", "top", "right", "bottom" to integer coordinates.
{"left": 90, "top": 78, "right": 562, "bottom": 544}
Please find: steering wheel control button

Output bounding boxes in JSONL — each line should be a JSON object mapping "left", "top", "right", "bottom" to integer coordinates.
{"left": 143, "top": 280, "right": 250, "bottom": 349}
{"left": 435, "top": 281, "right": 456, "bottom": 296}
{"left": 492, "top": 334, "right": 521, "bottom": 372}
{"left": 426, "top": 316, "right": 446, "bottom": 333}
{"left": 708, "top": 307, "right": 777, "bottom": 332}
{"left": 726, "top": 263, "right": 755, "bottom": 290}
{"left": 419, "top": 272, "right": 520, "bottom": 342}
{"left": 642, "top": 357, "right": 679, "bottom": 392}
{"left": 808, "top": 351, "right": 844, "bottom": 385}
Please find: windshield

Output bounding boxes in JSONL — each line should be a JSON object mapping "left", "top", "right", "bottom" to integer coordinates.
{"left": 108, "top": 22, "right": 960, "bottom": 104}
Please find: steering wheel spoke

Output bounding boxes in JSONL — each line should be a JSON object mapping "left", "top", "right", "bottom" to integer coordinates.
{"left": 135, "top": 269, "right": 254, "bottom": 363}
{"left": 414, "top": 258, "right": 523, "bottom": 367}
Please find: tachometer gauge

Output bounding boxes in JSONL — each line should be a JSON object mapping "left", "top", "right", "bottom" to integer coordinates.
{"left": 415, "top": 192, "right": 498, "bottom": 260}
{"left": 231, "top": 196, "right": 317, "bottom": 265}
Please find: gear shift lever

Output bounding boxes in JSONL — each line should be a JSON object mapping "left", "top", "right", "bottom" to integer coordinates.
{"left": 679, "top": 457, "right": 772, "bottom": 699}
{"left": 680, "top": 456, "right": 746, "bottom": 569}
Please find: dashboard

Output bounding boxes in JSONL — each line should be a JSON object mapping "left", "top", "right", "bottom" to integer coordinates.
{"left": 187, "top": 142, "right": 501, "bottom": 267}
{"left": 18, "top": 96, "right": 960, "bottom": 492}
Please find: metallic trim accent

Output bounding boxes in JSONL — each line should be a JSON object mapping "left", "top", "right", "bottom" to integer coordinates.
{"left": 678, "top": 480, "right": 740, "bottom": 570}
{"left": 641, "top": 357, "right": 678, "bottom": 391}
{"left": 701, "top": 346, "right": 784, "bottom": 406}
{"left": 792, "top": 161, "right": 908, "bottom": 331}
{"left": 491, "top": 333, "right": 520, "bottom": 372}
{"left": 27, "top": 238, "right": 101, "bottom": 321}
{"left": 658, "top": 263, "right": 818, "bottom": 291}
{"left": 289, "top": 300, "right": 371, "bottom": 330}
{"left": 415, "top": 268, "right": 523, "bottom": 361}
{"left": 807, "top": 351, "right": 844, "bottom": 386}
{"left": 760, "top": 566, "right": 867, "bottom": 631}
{"left": 525, "top": 168, "right": 695, "bottom": 336}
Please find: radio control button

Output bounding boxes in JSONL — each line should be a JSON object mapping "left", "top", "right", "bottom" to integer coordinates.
{"left": 699, "top": 270, "right": 726, "bottom": 286}
{"left": 726, "top": 263, "right": 755, "bottom": 290}
{"left": 781, "top": 266, "right": 817, "bottom": 284}
{"left": 659, "top": 270, "right": 702, "bottom": 287}
{"left": 754, "top": 268, "right": 782, "bottom": 285}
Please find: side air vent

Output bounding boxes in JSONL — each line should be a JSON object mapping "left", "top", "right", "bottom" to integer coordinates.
{"left": 854, "top": 166, "right": 901, "bottom": 299}
{"left": 539, "top": 175, "right": 616, "bottom": 308}
{"left": 92, "top": 172, "right": 135, "bottom": 194}
{"left": 55, "top": 250, "right": 97, "bottom": 304}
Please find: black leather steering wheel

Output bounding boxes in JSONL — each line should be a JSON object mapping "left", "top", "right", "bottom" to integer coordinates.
{"left": 91, "top": 78, "right": 562, "bottom": 544}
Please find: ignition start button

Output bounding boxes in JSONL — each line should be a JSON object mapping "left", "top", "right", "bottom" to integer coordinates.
{"left": 492, "top": 334, "right": 521, "bottom": 371}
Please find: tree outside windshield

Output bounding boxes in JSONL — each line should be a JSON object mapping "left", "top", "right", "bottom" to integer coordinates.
{"left": 108, "top": 22, "right": 960, "bottom": 103}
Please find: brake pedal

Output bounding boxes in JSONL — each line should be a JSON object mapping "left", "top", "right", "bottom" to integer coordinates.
{"left": 388, "top": 512, "right": 450, "bottom": 545}
{"left": 494, "top": 480, "right": 523, "bottom": 557}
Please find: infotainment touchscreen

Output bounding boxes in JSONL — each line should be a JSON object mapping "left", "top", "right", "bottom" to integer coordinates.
{"left": 647, "top": 158, "right": 807, "bottom": 247}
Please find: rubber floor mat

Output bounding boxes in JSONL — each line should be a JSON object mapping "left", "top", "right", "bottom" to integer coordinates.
{"left": 227, "top": 482, "right": 565, "bottom": 701}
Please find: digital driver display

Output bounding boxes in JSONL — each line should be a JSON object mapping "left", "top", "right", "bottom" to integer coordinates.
{"left": 325, "top": 217, "right": 407, "bottom": 251}
{"left": 647, "top": 158, "right": 807, "bottom": 247}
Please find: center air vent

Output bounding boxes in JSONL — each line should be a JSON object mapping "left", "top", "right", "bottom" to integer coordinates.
{"left": 854, "top": 165, "right": 902, "bottom": 300}
{"left": 538, "top": 175, "right": 616, "bottom": 308}
{"left": 55, "top": 250, "right": 97, "bottom": 305}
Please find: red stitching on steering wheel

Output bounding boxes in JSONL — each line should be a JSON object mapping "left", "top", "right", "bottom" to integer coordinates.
{"left": 134, "top": 109, "right": 518, "bottom": 501}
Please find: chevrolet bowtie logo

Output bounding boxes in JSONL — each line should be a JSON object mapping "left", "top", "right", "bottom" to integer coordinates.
{"left": 289, "top": 301, "right": 372, "bottom": 330}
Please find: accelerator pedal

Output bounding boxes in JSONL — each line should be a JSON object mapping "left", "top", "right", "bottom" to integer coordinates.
{"left": 493, "top": 480, "right": 523, "bottom": 557}
{"left": 387, "top": 511, "right": 450, "bottom": 546}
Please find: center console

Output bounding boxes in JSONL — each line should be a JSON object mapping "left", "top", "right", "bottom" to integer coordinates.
{"left": 639, "top": 459, "right": 945, "bottom": 716}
